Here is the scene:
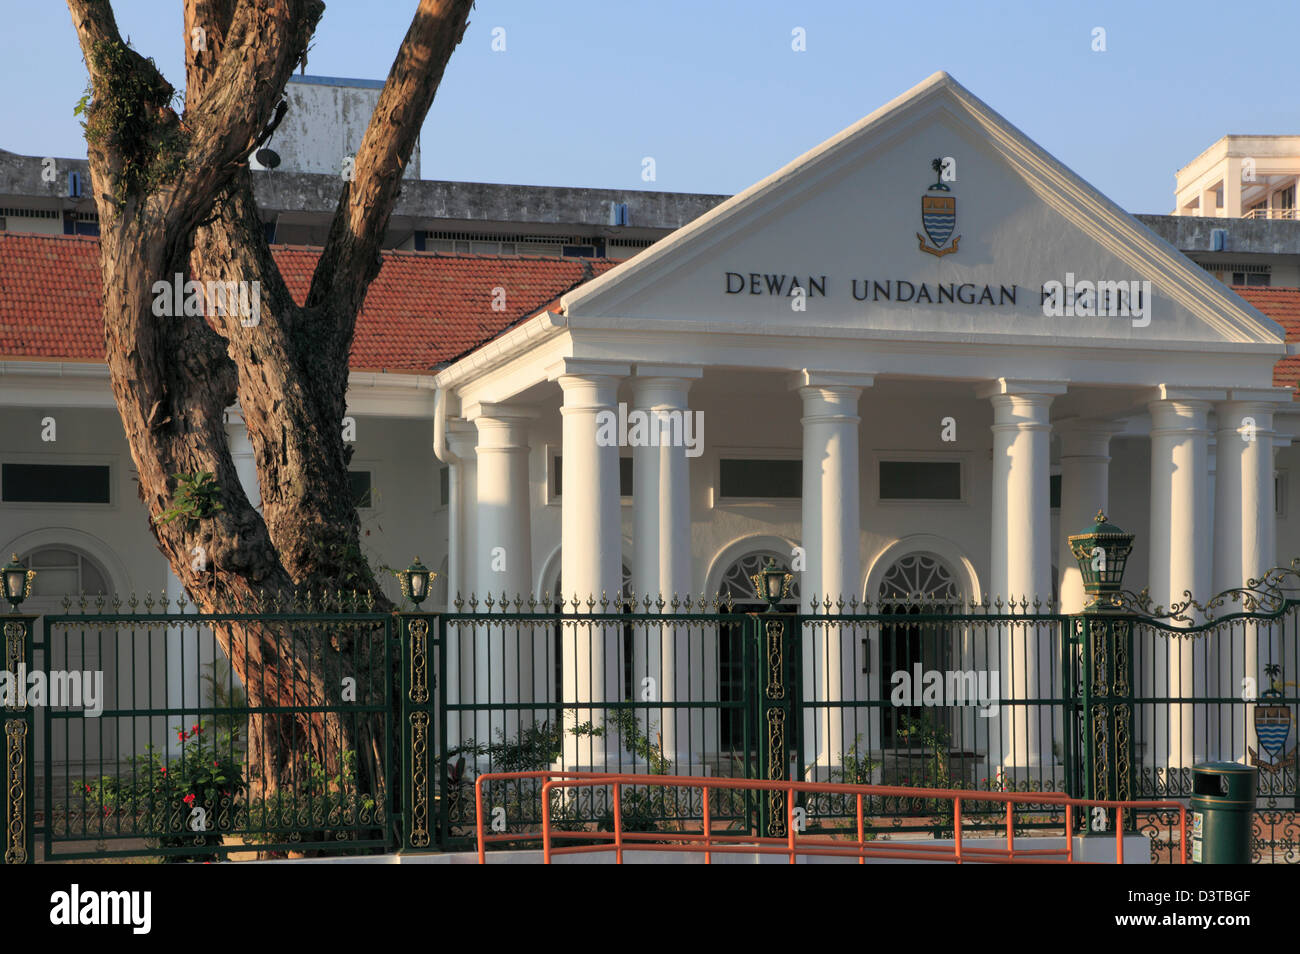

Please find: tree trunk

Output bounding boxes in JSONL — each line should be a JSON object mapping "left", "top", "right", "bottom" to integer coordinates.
{"left": 66, "top": 0, "right": 473, "bottom": 811}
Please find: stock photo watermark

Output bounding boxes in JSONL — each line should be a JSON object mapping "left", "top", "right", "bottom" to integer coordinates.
{"left": 0, "top": 666, "right": 104, "bottom": 716}
{"left": 890, "top": 665, "right": 1000, "bottom": 717}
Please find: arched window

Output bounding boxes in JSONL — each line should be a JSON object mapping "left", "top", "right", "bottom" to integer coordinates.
{"left": 876, "top": 553, "right": 962, "bottom": 744}
{"left": 19, "top": 546, "right": 111, "bottom": 607}
{"left": 878, "top": 553, "right": 961, "bottom": 607}
{"left": 718, "top": 549, "right": 800, "bottom": 607}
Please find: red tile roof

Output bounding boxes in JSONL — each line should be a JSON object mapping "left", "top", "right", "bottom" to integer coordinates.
{"left": 1233, "top": 286, "right": 1300, "bottom": 394}
{"left": 0, "top": 232, "right": 620, "bottom": 373}
{"left": 2, "top": 235, "right": 1299, "bottom": 394}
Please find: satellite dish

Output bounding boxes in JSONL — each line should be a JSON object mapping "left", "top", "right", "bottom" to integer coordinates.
{"left": 255, "top": 148, "right": 281, "bottom": 169}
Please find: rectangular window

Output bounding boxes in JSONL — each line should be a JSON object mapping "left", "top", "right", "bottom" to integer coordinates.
{"left": 1050, "top": 474, "right": 1061, "bottom": 509}
{"left": 879, "top": 460, "right": 961, "bottom": 500}
{"left": 349, "top": 470, "right": 372, "bottom": 509}
{"left": 719, "top": 459, "right": 801, "bottom": 499}
{"left": 1, "top": 463, "right": 110, "bottom": 503}
{"left": 439, "top": 466, "right": 449, "bottom": 507}
{"left": 551, "top": 456, "right": 633, "bottom": 498}
{"left": 1233, "top": 271, "right": 1271, "bottom": 286}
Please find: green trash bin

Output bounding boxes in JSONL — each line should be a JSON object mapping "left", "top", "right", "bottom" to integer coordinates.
{"left": 1190, "top": 763, "right": 1257, "bottom": 864}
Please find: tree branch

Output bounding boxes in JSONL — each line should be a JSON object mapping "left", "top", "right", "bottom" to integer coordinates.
{"left": 304, "top": 0, "right": 473, "bottom": 335}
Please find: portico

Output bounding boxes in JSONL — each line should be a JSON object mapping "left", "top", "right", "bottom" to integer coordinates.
{"left": 428, "top": 72, "right": 1291, "bottom": 776}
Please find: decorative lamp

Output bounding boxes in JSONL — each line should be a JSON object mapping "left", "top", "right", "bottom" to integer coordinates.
{"left": 3, "top": 554, "right": 35, "bottom": 611}
{"left": 751, "top": 556, "right": 793, "bottom": 613}
{"left": 397, "top": 557, "right": 435, "bottom": 607}
{"left": 1067, "top": 512, "right": 1134, "bottom": 610}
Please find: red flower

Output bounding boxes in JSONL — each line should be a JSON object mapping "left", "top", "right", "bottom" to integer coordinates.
{"left": 183, "top": 793, "right": 195, "bottom": 805}
{"left": 160, "top": 766, "right": 167, "bottom": 775}
{"left": 84, "top": 782, "right": 92, "bottom": 794}
{"left": 192, "top": 724, "right": 201, "bottom": 734}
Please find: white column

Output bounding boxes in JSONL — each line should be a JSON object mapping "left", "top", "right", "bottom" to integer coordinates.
{"left": 1056, "top": 421, "right": 1119, "bottom": 615}
{"left": 1214, "top": 401, "right": 1278, "bottom": 591}
{"left": 1214, "top": 398, "right": 1279, "bottom": 761}
{"left": 444, "top": 423, "right": 478, "bottom": 607}
{"left": 1149, "top": 396, "right": 1212, "bottom": 771}
{"left": 444, "top": 422, "right": 477, "bottom": 750}
{"left": 470, "top": 403, "right": 539, "bottom": 740}
{"left": 981, "top": 380, "right": 1062, "bottom": 771}
{"left": 631, "top": 368, "right": 701, "bottom": 770}
{"left": 164, "top": 568, "right": 196, "bottom": 757}
{"left": 553, "top": 360, "right": 629, "bottom": 768}
{"left": 224, "top": 409, "right": 261, "bottom": 510}
{"left": 791, "top": 371, "right": 871, "bottom": 773}
{"left": 1223, "top": 159, "right": 1243, "bottom": 218}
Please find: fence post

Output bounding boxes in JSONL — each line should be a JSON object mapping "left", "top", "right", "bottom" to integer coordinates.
{"left": 753, "top": 609, "right": 797, "bottom": 838}
{"left": 2, "top": 614, "right": 36, "bottom": 864}
{"left": 1078, "top": 608, "right": 1136, "bottom": 826}
{"left": 398, "top": 612, "right": 437, "bottom": 852}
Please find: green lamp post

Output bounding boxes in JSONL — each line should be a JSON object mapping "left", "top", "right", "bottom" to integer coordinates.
{"left": 751, "top": 556, "right": 793, "bottom": 613}
{"left": 3, "top": 553, "right": 35, "bottom": 611}
{"left": 397, "top": 557, "right": 435, "bottom": 607}
{"left": 1067, "top": 513, "right": 1137, "bottom": 813}
{"left": 1067, "top": 511, "right": 1134, "bottom": 611}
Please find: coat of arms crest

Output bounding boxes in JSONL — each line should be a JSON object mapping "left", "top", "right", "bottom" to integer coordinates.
{"left": 917, "top": 158, "right": 960, "bottom": 257}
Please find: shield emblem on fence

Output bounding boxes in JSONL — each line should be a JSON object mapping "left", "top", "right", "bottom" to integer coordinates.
{"left": 1254, "top": 701, "right": 1292, "bottom": 762}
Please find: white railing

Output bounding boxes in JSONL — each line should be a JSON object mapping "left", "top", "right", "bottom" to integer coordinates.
{"left": 1242, "top": 207, "right": 1299, "bottom": 220}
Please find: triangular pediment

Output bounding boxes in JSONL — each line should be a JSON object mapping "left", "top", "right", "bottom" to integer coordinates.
{"left": 561, "top": 72, "right": 1283, "bottom": 351}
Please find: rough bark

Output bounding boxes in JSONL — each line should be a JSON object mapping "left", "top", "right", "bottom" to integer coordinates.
{"left": 68, "top": 0, "right": 474, "bottom": 807}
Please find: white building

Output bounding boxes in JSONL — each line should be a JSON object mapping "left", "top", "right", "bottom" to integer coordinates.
{"left": 4, "top": 72, "right": 1300, "bottom": 781}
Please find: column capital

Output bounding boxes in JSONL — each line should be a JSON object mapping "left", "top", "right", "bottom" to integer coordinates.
{"left": 975, "top": 378, "right": 1068, "bottom": 399}
{"left": 464, "top": 401, "right": 543, "bottom": 423}
{"left": 546, "top": 358, "right": 631, "bottom": 382}
{"left": 1149, "top": 384, "right": 1227, "bottom": 404}
{"left": 1224, "top": 387, "right": 1296, "bottom": 405}
{"left": 632, "top": 375, "right": 695, "bottom": 410}
{"left": 445, "top": 419, "right": 478, "bottom": 457}
{"left": 633, "top": 364, "right": 704, "bottom": 380}
{"left": 988, "top": 392, "right": 1054, "bottom": 429}
{"left": 1148, "top": 398, "right": 1211, "bottom": 435}
{"left": 786, "top": 369, "right": 875, "bottom": 391}
{"left": 1214, "top": 400, "right": 1277, "bottom": 442}
{"left": 1056, "top": 418, "right": 1122, "bottom": 456}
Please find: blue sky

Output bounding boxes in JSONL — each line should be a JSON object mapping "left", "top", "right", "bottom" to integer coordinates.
{"left": 4, "top": 0, "right": 1296, "bottom": 213}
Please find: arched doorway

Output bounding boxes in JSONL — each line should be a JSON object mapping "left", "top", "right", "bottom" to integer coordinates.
{"left": 17, "top": 545, "right": 122, "bottom": 783}
{"left": 875, "top": 552, "right": 963, "bottom": 744}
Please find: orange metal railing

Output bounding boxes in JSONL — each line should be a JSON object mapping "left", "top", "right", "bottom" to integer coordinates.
{"left": 473, "top": 771, "right": 1187, "bottom": 865}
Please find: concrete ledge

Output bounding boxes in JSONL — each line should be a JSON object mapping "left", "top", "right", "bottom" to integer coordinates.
{"left": 253, "top": 833, "right": 1152, "bottom": 864}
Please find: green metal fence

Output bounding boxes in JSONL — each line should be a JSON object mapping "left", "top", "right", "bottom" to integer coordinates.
{"left": 28, "top": 595, "right": 395, "bottom": 861}
{"left": 5, "top": 576, "right": 1300, "bottom": 863}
